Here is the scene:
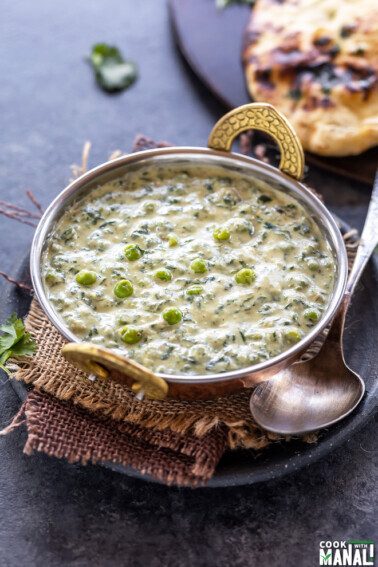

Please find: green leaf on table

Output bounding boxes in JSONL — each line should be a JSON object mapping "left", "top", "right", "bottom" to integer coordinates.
{"left": 216, "top": 0, "right": 255, "bottom": 8}
{"left": 88, "top": 43, "right": 138, "bottom": 92}
{"left": 0, "top": 313, "right": 37, "bottom": 375}
{"left": 11, "top": 332, "right": 37, "bottom": 356}
{"left": 0, "top": 313, "right": 24, "bottom": 346}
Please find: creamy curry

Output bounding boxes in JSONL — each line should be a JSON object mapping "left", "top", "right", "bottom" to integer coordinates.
{"left": 43, "top": 165, "right": 335, "bottom": 375}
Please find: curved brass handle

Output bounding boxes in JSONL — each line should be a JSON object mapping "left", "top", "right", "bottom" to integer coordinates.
{"left": 62, "top": 342, "right": 168, "bottom": 400}
{"left": 208, "top": 103, "right": 305, "bottom": 180}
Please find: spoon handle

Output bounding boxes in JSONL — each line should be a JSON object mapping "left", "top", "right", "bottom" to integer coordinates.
{"left": 328, "top": 169, "right": 378, "bottom": 340}
{"left": 346, "top": 169, "right": 378, "bottom": 298}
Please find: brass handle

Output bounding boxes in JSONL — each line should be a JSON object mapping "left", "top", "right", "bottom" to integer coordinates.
{"left": 62, "top": 342, "right": 168, "bottom": 400}
{"left": 208, "top": 103, "right": 305, "bottom": 180}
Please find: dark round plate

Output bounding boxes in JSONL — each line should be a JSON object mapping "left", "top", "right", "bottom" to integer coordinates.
{"left": 1, "top": 237, "right": 377, "bottom": 488}
{"left": 169, "top": 0, "right": 378, "bottom": 186}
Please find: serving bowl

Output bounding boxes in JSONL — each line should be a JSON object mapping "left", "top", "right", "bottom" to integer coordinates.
{"left": 30, "top": 104, "right": 348, "bottom": 399}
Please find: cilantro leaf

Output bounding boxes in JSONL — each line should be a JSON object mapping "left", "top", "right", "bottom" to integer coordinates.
{"left": 0, "top": 350, "right": 12, "bottom": 365}
{"left": 0, "top": 313, "right": 37, "bottom": 375}
{"left": 11, "top": 333, "right": 37, "bottom": 356}
{"left": 0, "top": 313, "right": 25, "bottom": 347}
{"left": 88, "top": 43, "right": 138, "bottom": 92}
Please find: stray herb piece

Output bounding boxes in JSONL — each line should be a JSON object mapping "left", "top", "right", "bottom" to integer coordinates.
{"left": 289, "top": 87, "right": 302, "bottom": 101}
{"left": 352, "top": 47, "right": 365, "bottom": 56}
{"left": 0, "top": 313, "right": 37, "bottom": 374}
{"left": 88, "top": 44, "right": 138, "bottom": 92}
{"left": 340, "top": 25, "right": 356, "bottom": 38}
{"left": 216, "top": 0, "right": 254, "bottom": 8}
{"left": 257, "top": 194, "right": 272, "bottom": 204}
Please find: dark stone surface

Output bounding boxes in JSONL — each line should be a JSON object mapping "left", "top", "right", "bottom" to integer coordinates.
{"left": 0, "top": 1, "right": 376, "bottom": 565}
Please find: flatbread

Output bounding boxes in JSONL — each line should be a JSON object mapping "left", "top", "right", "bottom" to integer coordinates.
{"left": 243, "top": 0, "right": 378, "bottom": 156}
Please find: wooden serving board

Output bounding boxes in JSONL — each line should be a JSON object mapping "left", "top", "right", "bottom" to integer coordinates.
{"left": 169, "top": 0, "right": 377, "bottom": 185}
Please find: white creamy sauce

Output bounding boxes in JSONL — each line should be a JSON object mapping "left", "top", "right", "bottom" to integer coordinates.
{"left": 43, "top": 165, "right": 335, "bottom": 375}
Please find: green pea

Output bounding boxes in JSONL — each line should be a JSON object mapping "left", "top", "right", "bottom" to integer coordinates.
{"left": 288, "top": 275, "right": 309, "bottom": 290}
{"left": 45, "top": 272, "right": 55, "bottom": 284}
{"left": 45, "top": 270, "right": 63, "bottom": 284}
{"left": 295, "top": 279, "right": 309, "bottom": 290}
{"left": 155, "top": 269, "right": 172, "bottom": 282}
{"left": 235, "top": 268, "right": 256, "bottom": 285}
{"left": 75, "top": 270, "right": 97, "bottom": 285}
{"left": 114, "top": 280, "right": 134, "bottom": 298}
{"left": 285, "top": 329, "right": 303, "bottom": 343}
{"left": 304, "top": 308, "right": 320, "bottom": 322}
{"left": 279, "top": 241, "right": 294, "bottom": 252}
{"left": 119, "top": 326, "right": 143, "bottom": 344}
{"left": 143, "top": 200, "right": 155, "bottom": 213}
{"left": 250, "top": 332, "right": 263, "bottom": 340}
{"left": 307, "top": 259, "right": 320, "bottom": 271}
{"left": 168, "top": 234, "right": 179, "bottom": 247}
{"left": 186, "top": 286, "right": 203, "bottom": 295}
{"left": 162, "top": 307, "right": 182, "bottom": 325}
{"left": 190, "top": 258, "right": 207, "bottom": 274}
{"left": 213, "top": 226, "right": 230, "bottom": 241}
{"left": 124, "top": 244, "right": 144, "bottom": 261}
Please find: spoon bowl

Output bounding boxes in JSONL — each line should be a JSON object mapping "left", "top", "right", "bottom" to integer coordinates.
{"left": 250, "top": 349, "right": 365, "bottom": 435}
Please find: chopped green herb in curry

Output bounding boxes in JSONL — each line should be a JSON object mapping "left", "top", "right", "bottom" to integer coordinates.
{"left": 43, "top": 165, "right": 335, "bottom": 375}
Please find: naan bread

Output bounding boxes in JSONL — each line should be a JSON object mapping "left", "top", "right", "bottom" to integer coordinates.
{"left": 243, "top": 0, "right": 378, "bottom": 156}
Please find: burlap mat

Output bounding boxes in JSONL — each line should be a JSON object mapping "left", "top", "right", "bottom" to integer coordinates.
{"left": 2, "top": 137, "right": 359, "bottom": 486}
{"left": 10, "top": 388, "right": 228, "bottom": 486}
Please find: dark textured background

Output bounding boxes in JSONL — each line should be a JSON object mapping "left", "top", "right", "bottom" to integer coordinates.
{"left": 0, "top": 1, "right": 376, "bottom": 566}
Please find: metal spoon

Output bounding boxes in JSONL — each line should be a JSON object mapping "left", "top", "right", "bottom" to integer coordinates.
{"left": 250, "top": 171, "right": 378, "bottom": 435}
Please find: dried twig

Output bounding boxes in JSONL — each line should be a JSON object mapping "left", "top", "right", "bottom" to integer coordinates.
{"left": 132, "top": 135, "right": 172, "bottom": 153}
{"left": 0, "top": 209, "right": 38, "bottom": 227}
{"left": 254, "top": 144, "right": 269, "bottom": 163}
{"left": 26, "top": 190, "right": 44, "bottom": 215}
{"left": 240, "top": 130, "right": 254, "bottom": 155}
{"left": 0, "top": 190, "right": 44, "bottom": 228}
{"left": 239, "top": 131, "right": 272, "bottom": 165}
{"left": 0, "top": 201, "right": 40, "bottom": 219}
{"left": 70, "top": 141, "right": 92, "bottom": 180}
{"left": 81, "top": 141, "right": 91, "bottom": 174}
{"left": 108, "top": 150, "right": 123, "bottom": 161}
{"left": 0, "top": 272, "right": 33, "bottom": 292}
